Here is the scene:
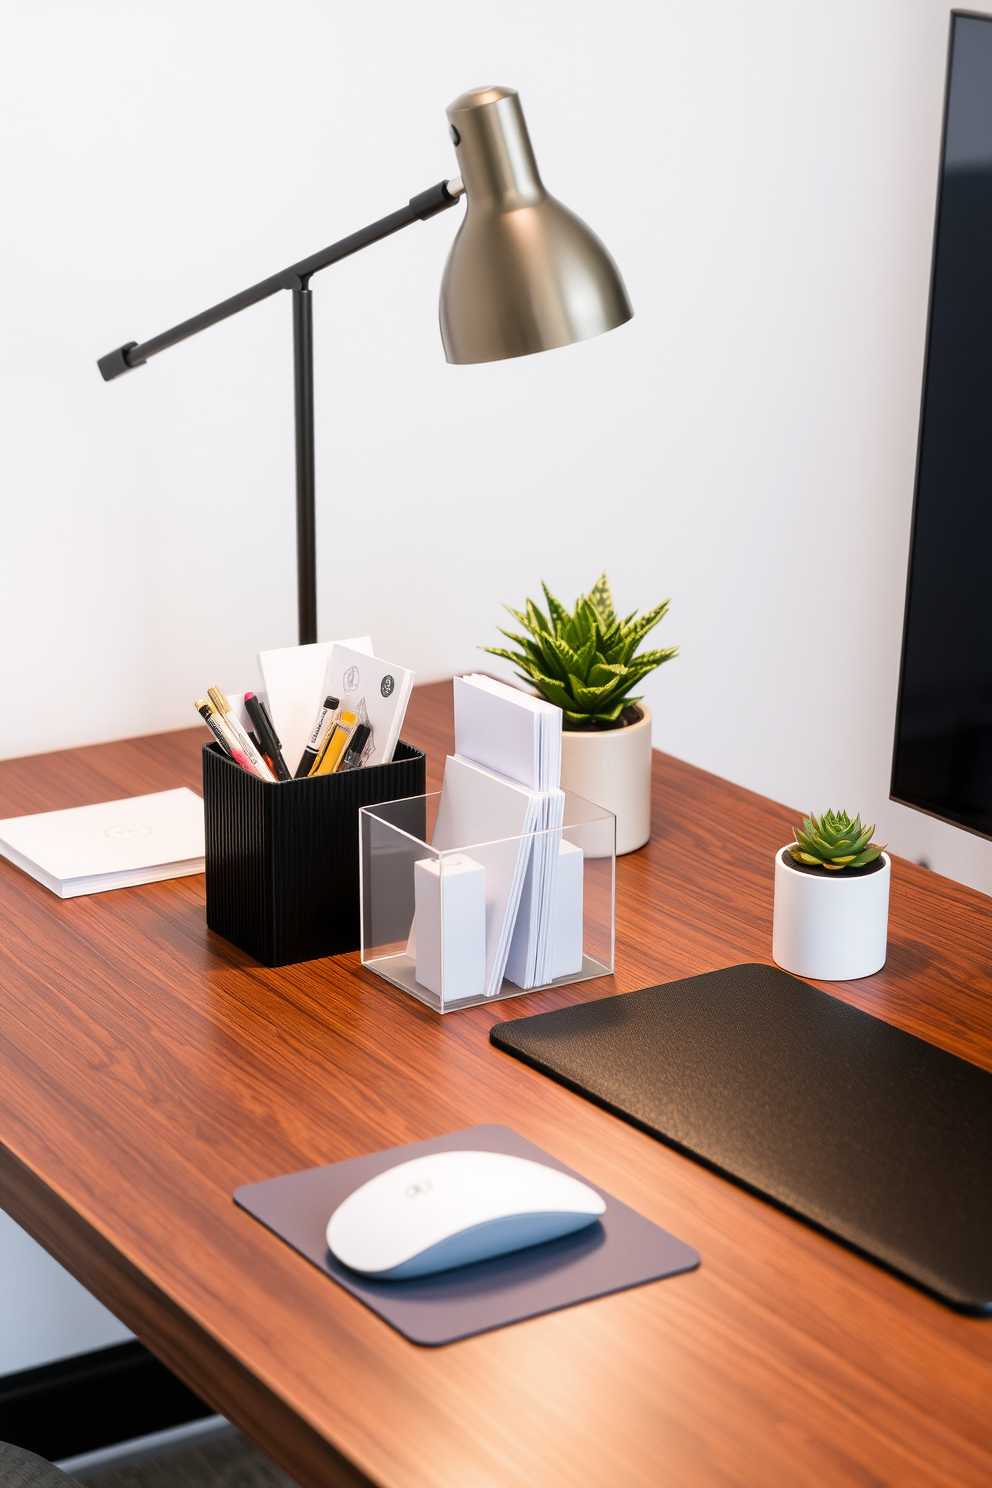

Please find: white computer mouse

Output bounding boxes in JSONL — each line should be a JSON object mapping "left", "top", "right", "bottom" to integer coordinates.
{"left": 326, "top": 1149, "right": 606, "bottom": 1280}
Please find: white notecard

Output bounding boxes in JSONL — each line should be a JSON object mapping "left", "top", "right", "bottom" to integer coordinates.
{"left": 0, "top": 788, "right": 205, "bottom": 898}
{"left": 257, "top": 636, "right": 373, "bottom": 775}
{"left": 320, "top": 644, "right": 415, "bottom": 767}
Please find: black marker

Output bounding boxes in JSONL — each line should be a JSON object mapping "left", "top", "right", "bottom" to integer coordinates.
{"left": 245, "top": 692, "right": 291, "bottom": 781}
{"left": 336, "top": 722, "right": 371, "bottom": 773}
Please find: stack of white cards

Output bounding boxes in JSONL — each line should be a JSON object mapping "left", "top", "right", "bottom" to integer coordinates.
{"left": 0, "top": 788, "right": 205, "bottom": 898}
{"left": 414, "top": 675, "right": 579, "bottom": 1001}
{"left": 453, "top": 677, "right": 567, "bottom": 990}
{"left": 430, "top": 754, "right": 548, "bottom": 997}
{"left": 452, "top": 675, "right": 562, "bottom": 794}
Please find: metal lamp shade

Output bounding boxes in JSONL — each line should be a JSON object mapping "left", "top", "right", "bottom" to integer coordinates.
{"left": 440, "top": 87, "right": 633, "bottom": 364}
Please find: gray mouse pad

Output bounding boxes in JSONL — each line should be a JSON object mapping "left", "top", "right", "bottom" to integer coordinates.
{"left": 234, "top": 1124, "right": 699, "bottom": 1345}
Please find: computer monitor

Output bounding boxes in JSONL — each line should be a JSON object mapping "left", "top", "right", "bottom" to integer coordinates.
{"left": 891, "top": 11, "right": 992, "bottom": 838}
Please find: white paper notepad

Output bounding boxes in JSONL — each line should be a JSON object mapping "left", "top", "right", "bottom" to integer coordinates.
{"left": 0, "top": 788, "right": 205, "bottom": 898}
{"left": 453, "top": 675, "right": 562, "bottom": 791}
{"left": 320, "top": 643, "right": 415, "bottom": 768}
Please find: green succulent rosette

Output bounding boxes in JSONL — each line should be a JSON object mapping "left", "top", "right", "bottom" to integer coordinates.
{"left": 789, "top": 809, "right": 884, "bottom": 871}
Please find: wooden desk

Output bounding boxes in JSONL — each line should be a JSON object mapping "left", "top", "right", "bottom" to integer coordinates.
{"left": 1, "top": 682, "right": 990, "bottom": 1488}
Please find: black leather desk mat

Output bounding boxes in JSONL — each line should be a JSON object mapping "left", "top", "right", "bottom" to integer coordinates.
{"left": 234, "top": 1125, "right": 699, "bottom": 1345}
{"left": 490, "top": 964, "right": 992, "bottom": 1313}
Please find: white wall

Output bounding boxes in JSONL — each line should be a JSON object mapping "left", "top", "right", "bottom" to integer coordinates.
{"left": 2, "top": 0, "right": 990, "bottom": 908}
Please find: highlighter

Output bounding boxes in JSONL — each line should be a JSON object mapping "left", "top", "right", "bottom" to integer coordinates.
{"left": 311, "top": 711, "right": 357, "bottom": 776}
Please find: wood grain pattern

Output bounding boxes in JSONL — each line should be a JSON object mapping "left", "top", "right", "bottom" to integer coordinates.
{"left": 1, "top": 681, "right": 990, "bottom": 1488}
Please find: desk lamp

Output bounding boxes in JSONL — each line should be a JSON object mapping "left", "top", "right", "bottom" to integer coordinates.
{"left": 98, "top": 86, "right": 632, "bottom": 644}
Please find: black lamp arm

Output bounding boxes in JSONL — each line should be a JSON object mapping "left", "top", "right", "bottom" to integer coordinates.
{"left": 97, "top": 179, "right": 461, "bottom": 381}
{"left": 96, "top": 177, "right": 462, "bottom": 646}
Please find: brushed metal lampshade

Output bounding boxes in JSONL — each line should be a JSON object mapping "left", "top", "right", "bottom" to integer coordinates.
{"left": 440, "top": 87, "right": 633, "bottom": 364}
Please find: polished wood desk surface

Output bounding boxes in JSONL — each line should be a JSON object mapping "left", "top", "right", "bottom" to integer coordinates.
{"left": 1, "top": 681, "right": 990, "bottom": 1488}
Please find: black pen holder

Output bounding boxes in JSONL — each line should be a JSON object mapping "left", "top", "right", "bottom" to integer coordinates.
{"left": 202, "top": 740, "right": 426, "bottom": 967}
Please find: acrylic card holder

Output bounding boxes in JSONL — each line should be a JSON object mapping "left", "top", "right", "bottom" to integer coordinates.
{"left": 360, "top": 789, "right": 615, "bottom": 1012}
{"left": 203, "top": 740, "right": 426, "bottom": 967}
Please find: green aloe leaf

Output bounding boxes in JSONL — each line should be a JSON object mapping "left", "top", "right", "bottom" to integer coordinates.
{"left": 503, "top": 605, "right": 533, "bottom": 634}
{"left": 528, "top": 673, "right": 577, "bottom": 711}
{"left": 525, "top": 598, "right": 551, "bottom": 638}
{"left": 566, "top": 674, "right": 615, "bottom": 708}
{"left": 540, "top": 632, "right": 583, "bottom": 678}
{"left": 570, "top": 631, "right": 598, "bottom": 680}
{"left": 568, "top": 601, "right": 596, "bottom": 652}
{"left": 587, "top": 661, "right": 626, "bottom": 688}
{"left": 495, "top": 628, "right": 543, "bottom": 655}
{"left": 626, "top": 599, "right": 670, "bottom": 641}
{"left": 542, "top": 582, "right": 571, "bottom": 634}
{"left": 482, "top": 645, "right": 532, "bottom": 670}
{"left": 494, "top": 631, "right": 549, "bottom": 673}
{"left": 588, "top": 571, "right": 617, "bottom": 626}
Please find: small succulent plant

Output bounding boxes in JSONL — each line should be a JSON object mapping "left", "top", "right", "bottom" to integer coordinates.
{"left": 484, "top": 572, "right": 677, "bottom": 727}
{"left": 789, "top": 810, "right": 884, "bottom": 871}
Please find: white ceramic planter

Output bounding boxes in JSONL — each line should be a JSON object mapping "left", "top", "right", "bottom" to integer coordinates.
{"left": 772, "top": 848, "right": 890, "bottom": 980}
{"left": 560, "top": 706, "right": 652, "bottom": 856}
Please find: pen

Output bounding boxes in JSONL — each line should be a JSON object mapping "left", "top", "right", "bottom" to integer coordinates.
{"left": 295, "top": 695, "right": 340, "bottom": 779}
{"left": 207, "top": 687, "right": 276, "bottom": 783}
{"left": 311, "top": 710, "right": 357, "bottom": 776}
{"left": 195, "top": 699, "right": 258, "bottom": 776}
{"left": 244, "top": 691, "right": 291, "bottom": 781}
{"left": 335, "top": 721, "right": 371, "bottom": 772}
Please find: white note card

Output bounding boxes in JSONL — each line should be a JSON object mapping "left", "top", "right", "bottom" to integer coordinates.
{"left": 321, "top": 644, "right": 415, "bottom": 767}
{"left": 257, "top": 636, "right": 373, "bottom": 775}
{"left": 0, "top": 788, "right": 205, "bottom": 899}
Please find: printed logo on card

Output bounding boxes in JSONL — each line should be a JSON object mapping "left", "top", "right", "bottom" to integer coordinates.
{"left": 381, "top": 674, "right": 395, "bottom": 698}
{"left": 343, "top": 665, "right": 361, "bottom": 693}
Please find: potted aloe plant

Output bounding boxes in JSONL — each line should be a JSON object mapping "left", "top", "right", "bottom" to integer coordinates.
{"left": 772, "top": 810, "right": 890, "bottom": 980}
{"left": 485, "top": 573, "right": 677, "bottom": 853}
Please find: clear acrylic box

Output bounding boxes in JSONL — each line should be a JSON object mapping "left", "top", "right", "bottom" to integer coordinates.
{"left": 359, "top": 790, "right": 615, "bottom": 1013}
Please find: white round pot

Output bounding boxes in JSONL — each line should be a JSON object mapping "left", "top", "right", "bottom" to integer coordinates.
{"left": 772, "top": 848, "right": 890, "bottom": 980}
{"left": 560, "top": 706, "right": 652, "bottom": 856}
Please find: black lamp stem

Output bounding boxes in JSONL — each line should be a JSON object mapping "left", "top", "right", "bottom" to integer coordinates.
{"left": 292, "top": 286, "right": 317, "bottom": 644}
{"left": 98, "top": 181, "right": 460, "bottom": 645}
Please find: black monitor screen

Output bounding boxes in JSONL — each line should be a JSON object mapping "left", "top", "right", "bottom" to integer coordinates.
{"left": 892, "top": 12, "right": 992, "bottom": 837}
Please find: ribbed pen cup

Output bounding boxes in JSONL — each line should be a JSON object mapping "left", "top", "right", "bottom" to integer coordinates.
{"left": 203, "top": 741, "right": 426, "bottom": 967}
